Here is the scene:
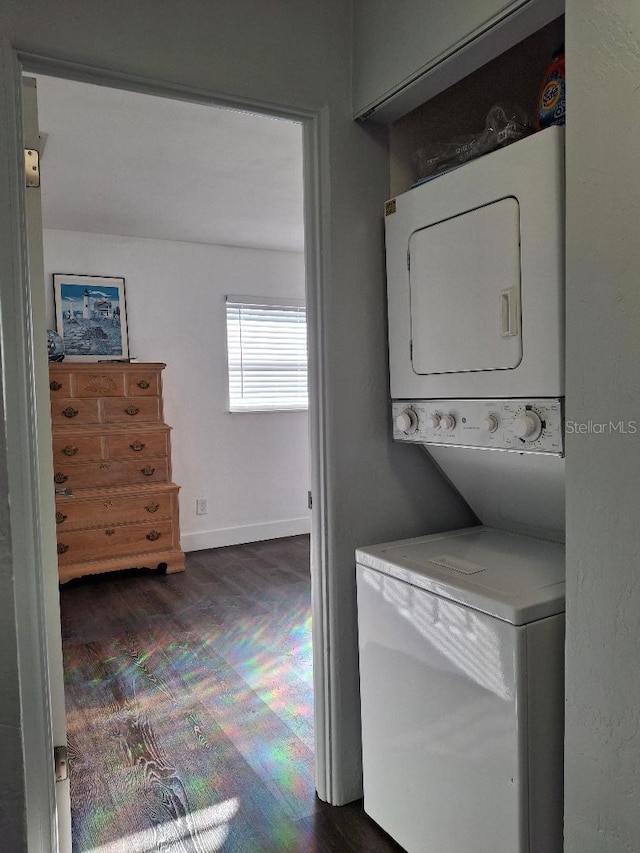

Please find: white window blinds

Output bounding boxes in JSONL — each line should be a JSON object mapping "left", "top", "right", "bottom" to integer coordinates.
{"left": 225, "top": 295, "right": 308, "bottom": 412}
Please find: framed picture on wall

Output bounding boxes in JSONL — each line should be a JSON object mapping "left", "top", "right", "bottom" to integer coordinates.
{"left": 53, "top": 273, "right": 129, "bottom": 361}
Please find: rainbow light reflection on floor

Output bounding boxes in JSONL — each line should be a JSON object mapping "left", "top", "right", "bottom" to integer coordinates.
{"left": 62, "top": 549, "right": 316, "bottom": 852}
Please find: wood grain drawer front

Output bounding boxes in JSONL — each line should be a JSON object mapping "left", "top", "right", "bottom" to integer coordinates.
{"left": 105, "top": 431, "right": 168, "bottom": 460}
{"left": 57, "top": 519, "right": 174, "bottom": 565}
{"left": 125, "top": 371, "right": 161, "bottom": 397}
{"left": 55, "top": 490, "right": 174, "bottom": 530}
{"left": 102, "top": 396, "right": 161, "bottom": 424}
{"left": 52, "top": 434, "right": 103, "bottom": 463}
{"left": 71, "top": 372, "right": 125, "bottom": 397}
{"left": 51, "top": 398, "right": 101, "bottom": 426}
{"left": 54, "top": 457, "right": 169, "bottom": 489}
{"left": 49, "top": 374, "right": 72, "bottom": 397}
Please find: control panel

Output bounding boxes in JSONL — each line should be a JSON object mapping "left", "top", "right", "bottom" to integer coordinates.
{"left": 392, "top": 399, "right": 564, "bottom": 455}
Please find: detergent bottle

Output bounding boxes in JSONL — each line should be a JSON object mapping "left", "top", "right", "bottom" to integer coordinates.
{"left": 537, "top": 48, "right": 565, "bottom": 129}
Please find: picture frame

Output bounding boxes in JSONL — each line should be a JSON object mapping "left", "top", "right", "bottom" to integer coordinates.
{"left": 53, "top": 274, "right": 129, "bottom": 361}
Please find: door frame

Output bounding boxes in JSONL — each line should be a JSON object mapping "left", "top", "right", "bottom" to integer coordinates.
{"left": 0, "top": 44, "right": 334, "bottom": 851}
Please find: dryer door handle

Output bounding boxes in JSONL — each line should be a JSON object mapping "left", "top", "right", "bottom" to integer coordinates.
{"left": 500, "top": 287, "right": 519, "bottom": 337}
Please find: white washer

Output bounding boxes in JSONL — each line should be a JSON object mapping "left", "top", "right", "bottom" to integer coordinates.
{"left": 356, "top": 526, "right": 565, "bottom": 853}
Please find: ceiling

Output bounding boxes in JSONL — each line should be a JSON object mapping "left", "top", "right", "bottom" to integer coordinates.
{"left": 33, "top": 75, "right": 305, "bottom": 253}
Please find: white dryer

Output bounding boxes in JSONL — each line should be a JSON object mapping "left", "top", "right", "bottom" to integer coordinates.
{"left": 386, "top": 127, "right": 567, "bottom": 543}
{"left": 385, "top": 125, "right": 564, "bottom": 401}
{"left": 356, "top": 526, "right": 565, "bottom": 853}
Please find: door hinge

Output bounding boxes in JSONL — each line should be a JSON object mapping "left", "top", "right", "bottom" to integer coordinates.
{"left": 24, "top": 148, "right": 40, "bottom": 188}
{"left": 407, "top": 250, "right": 410, "bottom": 272}
{"left": 307, "top": 491, "right": 312, "bottom": 510}
{"left": 54, "top": 745, "right": 68, "bottom": 782}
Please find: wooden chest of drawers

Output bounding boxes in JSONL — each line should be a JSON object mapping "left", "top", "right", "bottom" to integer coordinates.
{"left": 50, "top": 362, "right": 185, "bottom": 583}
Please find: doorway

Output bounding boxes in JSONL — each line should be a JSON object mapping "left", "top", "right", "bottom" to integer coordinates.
{"left": 14, "top": 63, "right": 330, "bottom": 852}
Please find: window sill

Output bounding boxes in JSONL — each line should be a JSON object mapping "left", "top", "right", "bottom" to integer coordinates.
{"left": 229, "top": 406, "right": 308, "bottom": 414}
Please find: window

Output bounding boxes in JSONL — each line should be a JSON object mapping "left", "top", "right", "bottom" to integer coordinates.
{"left": 225, "top": 295, "right": 308, "bottom": 412}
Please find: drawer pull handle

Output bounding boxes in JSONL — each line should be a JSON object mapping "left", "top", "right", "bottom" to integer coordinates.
{"left": 145, "top": 501, "right": 160, "bottom": 514}
{"left": 137, "top": 379, "right": 150, "bottom": 389}
{"left": 125, "top": 405, "right": 140, "bottom": 416}
{"left": 50, "top": 380, "right": 62, "bottom": 391}
{"left": 105, "top": 529, "right": 115, "bottom": 536}
{"left": 99, "top": 462, "right": 110, "bottom": 470}
{"left": 57, "top": 543, "right": 69, "bottom": 555}
{"left": 55, "top": 511, "right": 67, "bottom": 524}
{"left": 62, "top": 445, "right": 79, "bottom": 457}
{"left": 103, "top": 500, "right": 113, "bottom": 509}
{"left": 146, "top": 530, "right": 161, "bottom": 541}
{"left": 54, "top": 473, "right": 68, "bottom": 484}
{"left": 141, "top": 465, "right": 155, "bottom": 476}
{"left": 62, "top": 407, "right": 78, "bottom": 419}
{"left": 130, "top": 441, "right": 146, "bottom": 452}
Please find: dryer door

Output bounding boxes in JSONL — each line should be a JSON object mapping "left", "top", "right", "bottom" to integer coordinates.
{"left": 409, "top": 197, "right": 522, "bottom": 376}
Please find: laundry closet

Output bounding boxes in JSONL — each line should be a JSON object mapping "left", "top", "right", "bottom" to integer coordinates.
{"left": 353, "top": 5, "right": 566, "bottom": 853}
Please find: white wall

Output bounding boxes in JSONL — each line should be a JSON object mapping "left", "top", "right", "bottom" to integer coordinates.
{"left": 43, "top": 229, "right": 310, "bottom": 550}
{"left": 564, "top": 3, "right": 640, "bottom": 850}
{"left": 0, "top": 1, "right": 474, "bottom": 844}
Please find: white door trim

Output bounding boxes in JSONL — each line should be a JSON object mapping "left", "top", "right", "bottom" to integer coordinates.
{"left": 1, "top": 45, "right": 335, "bottom": 850}
{"left": 0, "top": 38, "right": 58, "bottom": 853}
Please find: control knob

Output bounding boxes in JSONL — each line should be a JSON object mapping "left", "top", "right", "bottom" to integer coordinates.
{"left": 395, "top": 408, "right": 419, "bottom": 435}
{"left": 440, "top": 413, "right": 456, "bottom": 431}
{"left": 483, "top": 415, "right": 499, "bottom": 434}
{"left": 427, "top": 413, "right": 441, "bottom": 429}
{"left": 512, "top": 410, "right": 543, "bottom": 442}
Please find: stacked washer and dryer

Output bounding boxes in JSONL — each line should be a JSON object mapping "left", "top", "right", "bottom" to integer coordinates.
{"left": 356, "top": 126, "right": 566, "bottom": 853}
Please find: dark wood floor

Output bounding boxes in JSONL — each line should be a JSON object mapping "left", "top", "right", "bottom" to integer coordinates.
{"left": 60, "top": 535, "right": 404, "bottom": 852}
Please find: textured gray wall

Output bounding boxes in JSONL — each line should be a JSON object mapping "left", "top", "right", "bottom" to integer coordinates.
{"left": 564, "top": 2, "right": 640, "bottom": 851}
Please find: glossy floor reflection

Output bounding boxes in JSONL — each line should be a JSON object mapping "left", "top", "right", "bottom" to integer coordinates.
{"left": 60, "top": 535, "right": 403, "bottom": 852}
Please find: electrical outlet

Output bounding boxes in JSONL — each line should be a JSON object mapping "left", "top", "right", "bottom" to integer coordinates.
{"left": 196, "top": 498, "right": 208, "bottom": 515}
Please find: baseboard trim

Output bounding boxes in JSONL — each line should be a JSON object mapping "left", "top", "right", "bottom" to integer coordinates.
{"left": 181, "top": 516, "right": 311, "bottom": 552}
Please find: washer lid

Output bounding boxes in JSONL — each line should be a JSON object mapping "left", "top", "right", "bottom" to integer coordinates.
{"left": 356, "top": 526, "right": 565, "bottom": 626}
